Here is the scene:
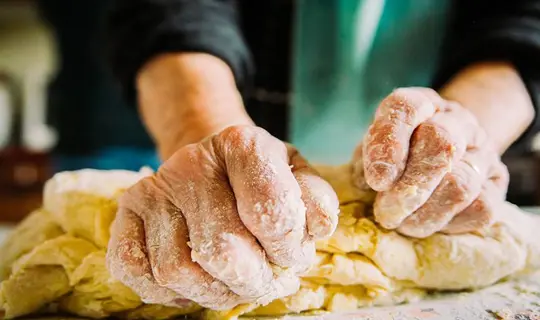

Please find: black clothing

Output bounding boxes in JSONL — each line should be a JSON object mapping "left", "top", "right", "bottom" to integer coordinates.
{"left": 108, "top": 0, "right": 540, "bottom": 147}
{"left": 38, "top": 0, "right": 154, "bottom": 154}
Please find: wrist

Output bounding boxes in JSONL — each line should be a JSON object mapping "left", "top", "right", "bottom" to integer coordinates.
{"left": 440, "top": 62, "right": 535, "bottom": 154}
{"left": 158, "top": 113, "right": 253, "bottom": 160}
{"left": 137, "top": 53, "right": 254, "bottom": 159}
{"left": 441, "top": 62, "right": 535, "bottom": 154}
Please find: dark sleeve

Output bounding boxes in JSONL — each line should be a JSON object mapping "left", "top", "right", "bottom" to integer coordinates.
{"left": 107, "top": 0, "right": 253, "bottom": 102}
{"left": 433, "top": 0, "right": 540, "bottom": 149}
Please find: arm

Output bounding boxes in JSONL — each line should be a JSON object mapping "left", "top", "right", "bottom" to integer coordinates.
{"left": 108, "top": 0, "right": 254, "bottom": 159}
{"left": 137, "top": 53, "right": 253, "bottom": 159}
{"left": 359, "top": 1, "right": 540, "bottom": 237}
{"left": 433, "top": 0, "right": 540, "bottom": 154}
{"left": 107, "top": 1, "right": 340, "bottom": 307}
{"left": 440, "top": 62, "right": 534, "bottom": 154}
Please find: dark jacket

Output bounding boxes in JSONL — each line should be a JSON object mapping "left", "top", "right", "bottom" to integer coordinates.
{"left": 43, "top": 0, "right": 540, "bottom": 153}
{"left": 108, "top": 0, "right": 540, "bottom": 148}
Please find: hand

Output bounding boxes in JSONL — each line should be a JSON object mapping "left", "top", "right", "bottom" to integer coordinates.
{"left": 107, "top": 125, "right": 339, "bottom": 310}
{"left": 355, "top": 87, "right": 509, "bottom": 238}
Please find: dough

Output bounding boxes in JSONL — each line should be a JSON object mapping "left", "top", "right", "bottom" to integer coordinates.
{"left": 1, "top": 165, "right": 539, "bottom": 319}
{"left": 0, "top": 169, "right": 199, "bottom": 319}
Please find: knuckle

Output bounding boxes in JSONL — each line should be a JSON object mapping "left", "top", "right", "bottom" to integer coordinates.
{"left": 444, "top": 173, "right": 471, "bottom": 203}
{"left": 118, "top": 177, "right": 155, "bottom": 211}
{"left": 164, "top": 142, "right": 203, "bottom": 169}
{"left": 382, "top": 90, "right": 419, "bottom": 126}
{"left": 418, "top": 123, "right": 448, "bottom": 145}
{"left": 218, "top": 125, "right": 259, "bottom": 144}
{"left": 171, "top": 143, "right": 200, "bottom": 164}
{"left": 117, "top": 184, "right": 141, "bottom": 208}
{"left": 217, "top": 125, "right": 285, "bottom": 157}
{"left": 445, "top": 198, "right": 493, "bottom": 234}
{"left": 414, "top": 123, "right": 456, "bottom": 160}
{"left": 387, "top": 87, "right": 437, "bottom": 121}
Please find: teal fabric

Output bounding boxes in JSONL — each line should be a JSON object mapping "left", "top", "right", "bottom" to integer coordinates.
{"left": 291, "top": 0, "right": 451, "bottom": 164}
{"left": 53, "top": 148, "right": 161, "bottom": 173}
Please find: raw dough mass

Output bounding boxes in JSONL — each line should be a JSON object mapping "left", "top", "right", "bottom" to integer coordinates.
{"left": 1, "top": 165, "right": 539, "bottom": 319}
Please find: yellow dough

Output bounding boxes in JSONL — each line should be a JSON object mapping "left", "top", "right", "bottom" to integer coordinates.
{"left": 1, "top": 165, "right": 539, "bottom": 319}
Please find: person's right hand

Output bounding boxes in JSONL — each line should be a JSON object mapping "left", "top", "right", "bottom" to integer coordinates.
{"left": 106, "top": 125, "right": 339, "bottom": 310}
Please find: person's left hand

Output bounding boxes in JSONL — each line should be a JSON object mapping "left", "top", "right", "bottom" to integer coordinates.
{"left": 353, "top": 87, "right": 509, "bottom": 238}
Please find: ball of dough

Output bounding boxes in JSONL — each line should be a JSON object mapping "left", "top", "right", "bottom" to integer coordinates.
{"left": 0, "top": 165, "right": 539, "bottom": 320}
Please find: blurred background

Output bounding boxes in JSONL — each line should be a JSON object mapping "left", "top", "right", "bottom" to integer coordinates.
{"left": 0, "top": 0, "right": 539, "bottom": 223}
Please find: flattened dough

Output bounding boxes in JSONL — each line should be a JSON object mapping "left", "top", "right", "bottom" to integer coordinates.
{"left": 1, "top": 165, "right": 539, "bottom": 319}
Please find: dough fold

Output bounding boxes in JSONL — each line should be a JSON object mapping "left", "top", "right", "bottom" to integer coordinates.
{"left": 1, "top": 165, "right": 539, "bottom": 319}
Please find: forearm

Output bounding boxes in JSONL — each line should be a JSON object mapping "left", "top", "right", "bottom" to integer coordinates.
{"left": 439, "top": 61, "right": 535, "bottom": 154}
{"left": 137, "top": 53, "right": 253, "bottom": 160}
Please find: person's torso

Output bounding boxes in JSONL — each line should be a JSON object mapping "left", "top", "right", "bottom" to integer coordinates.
{"left": 44, "top": 0, "right": 451, "bottom": 164}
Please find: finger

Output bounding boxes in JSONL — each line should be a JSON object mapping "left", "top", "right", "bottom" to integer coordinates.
{"left": 106, "top": 207, "right": 188, "bottom": 307}
{"left": 288, "top": 146, "right": 339, "bottom": 240}
{"left": 374, "top": 121, "right": 457, "bottom": 229}
{"left": 362, "top": 88, "right": 439, "bottom": 191}
{"left": 351, "top": 144, "right": 376, "bottom": 193}
{"left": 159, "top": 143, "right": 298, "bottom": 302}
{"left": 442, "top": 156, "right": 506, "bottom": 235}
{"left": 442, "top": 179, "right": 501, "bottom": 234}
{"left": 215, "top": 126, "right": 313, "bottom": 270}
{"left": 397, "top": 149, "right": 488, "bottom": 238}
{"left": 121, "top": 177, "right": 242, "bottom": 310}
{"left": 374, "top": 104, "right": 481, "bottom": 229}
{"left": 441, "top": 194, "right": 493, "bottom": 234}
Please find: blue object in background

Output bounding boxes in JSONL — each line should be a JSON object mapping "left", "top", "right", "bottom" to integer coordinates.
{"left": 52, "top": 147, "right": 161, "bottom": 173}
{"left": 291, "top": 0, "right": 451, "bottom": 165}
